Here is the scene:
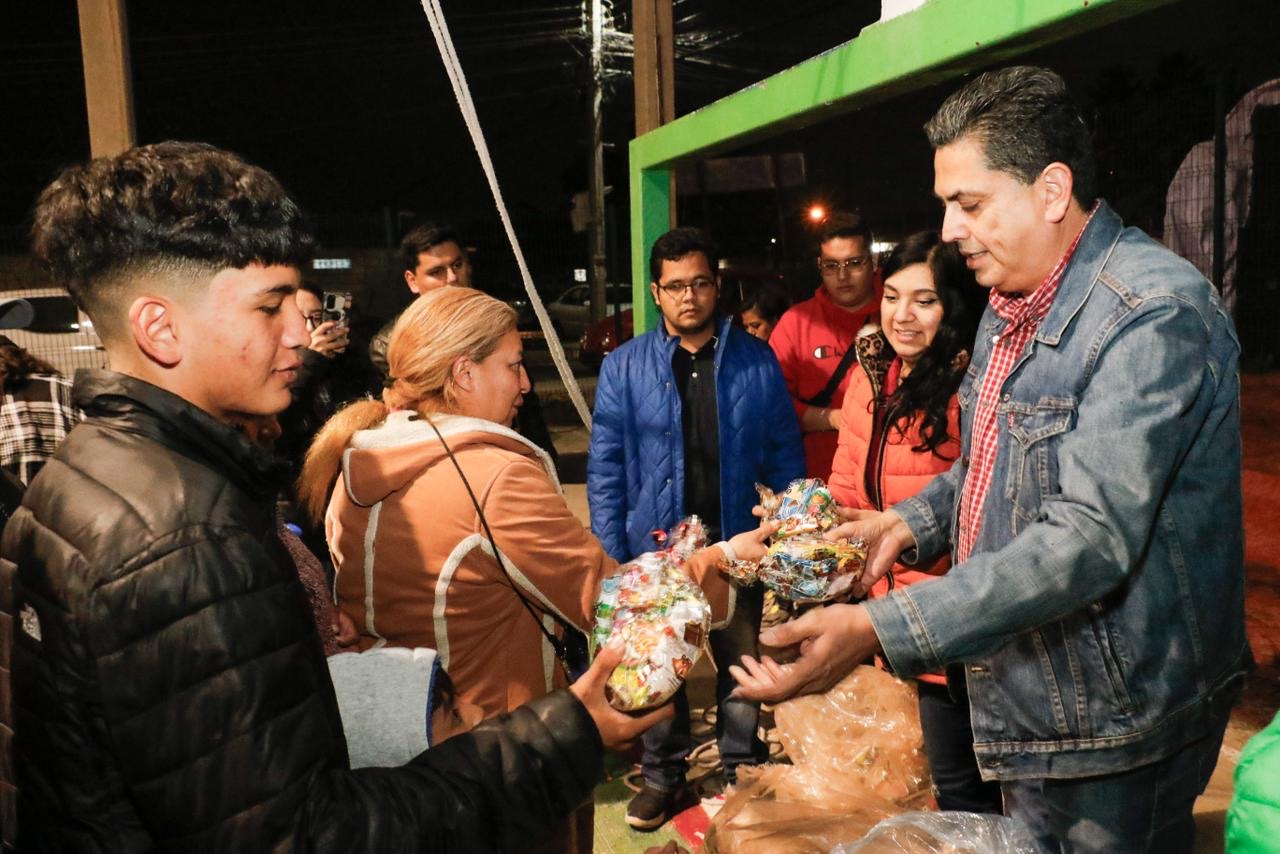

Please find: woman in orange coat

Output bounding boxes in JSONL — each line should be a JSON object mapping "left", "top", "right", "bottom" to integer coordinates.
{"left": 829, "top": 231, "right": 999, "bottom": 814}
{"left": 297, "top": 288, "right": 774, "bottom": 853}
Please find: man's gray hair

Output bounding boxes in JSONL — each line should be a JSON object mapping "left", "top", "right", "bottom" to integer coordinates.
{"left": 925, "top": 65, "right": 1097, "bottom": 206}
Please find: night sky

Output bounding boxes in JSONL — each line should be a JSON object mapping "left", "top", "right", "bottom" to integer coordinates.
{"left": 3, "top": 0, "right": 1277, "bottom": 287}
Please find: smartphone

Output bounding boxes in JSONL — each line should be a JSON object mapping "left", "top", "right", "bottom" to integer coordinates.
{"left": 322, "top": 291, "right": 353, "bottom": 328}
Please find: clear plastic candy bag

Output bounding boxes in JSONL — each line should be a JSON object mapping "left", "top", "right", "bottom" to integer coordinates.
{"left": 706, "top": 666, "right": 932, "bottom": 854}
{"left": 831, "top": 812, "right": 1039, "bottom": 854}
{"left": 591, "top": 516, "right": 712, "bottom": 711}
{"left": 720, "top": 479, "right": 866, "bottom": 603}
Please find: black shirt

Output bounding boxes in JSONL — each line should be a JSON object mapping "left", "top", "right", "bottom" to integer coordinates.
{"left": 672, "top": 336, "right": 721, "bottom": 541}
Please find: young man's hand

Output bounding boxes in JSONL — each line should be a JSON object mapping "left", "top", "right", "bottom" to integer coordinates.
{"left": 569, "top": 641, "right": 673, "bottom": 751}
{"left": 824, "top": 507, "right": 915, "bottom": 596}
{"left": 728, "top": 602, "right": 879, "bottom": 703}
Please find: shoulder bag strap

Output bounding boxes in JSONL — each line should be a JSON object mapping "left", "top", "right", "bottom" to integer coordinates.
{"left": 421, "top": 415, "right": 574, "bottom": 677}
{"left": 801, "top": 342, "right": 860, "bottom": 408}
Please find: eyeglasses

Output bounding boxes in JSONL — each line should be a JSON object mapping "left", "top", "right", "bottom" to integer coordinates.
{"left": 303, "top": 310, "right": 325, "bottom": 328}
{"left": 657, "top": 277, "right": 716, "bottom": 296}
{"left": 818, "top": 257, "right": 872, "bottom": 275}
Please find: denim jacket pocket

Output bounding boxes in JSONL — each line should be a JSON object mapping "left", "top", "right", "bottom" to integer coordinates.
{"left": 1003, "top": 396, "right": 1076, "bottom": 534}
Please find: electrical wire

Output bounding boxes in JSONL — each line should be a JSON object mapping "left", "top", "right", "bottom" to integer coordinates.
{"left": 418, "top": 0, "right": 594, "bottom": 430}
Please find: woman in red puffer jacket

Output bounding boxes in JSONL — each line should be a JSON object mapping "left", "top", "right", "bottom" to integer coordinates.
{"left": 829, "top": 231, "right": 999, "bottom": 814}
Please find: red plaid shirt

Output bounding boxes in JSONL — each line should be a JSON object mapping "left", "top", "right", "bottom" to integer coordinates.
{"left": 955, "top": 208, "right": 1097, "bottom": 562}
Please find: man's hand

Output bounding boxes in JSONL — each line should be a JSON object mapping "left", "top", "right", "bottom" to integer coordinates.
{"left": 725, "top": 519, "right": 782, "bottom": 563}
{"left": 308, "top": 320, "right": 349, "bottom": 358}
{"left": 800, "top": 404, "right": 842, "bottom": 433}
{"left": 728, "top": 603, "right": 879, "bottom": 703}
{"left": 825, "top": 507, "right": 915, "bottom": 596}
{"left": 570, "top": 641, "right": 674, "bottom": 751}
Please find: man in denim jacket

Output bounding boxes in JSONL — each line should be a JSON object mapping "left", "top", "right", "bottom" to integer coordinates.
{"left": 732, "top": 67, "right": 1251, "bottom": 853}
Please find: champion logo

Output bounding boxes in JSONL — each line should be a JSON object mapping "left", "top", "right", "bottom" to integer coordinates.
{"left": 20, "top": 604, "right": 41, "bottom": 642}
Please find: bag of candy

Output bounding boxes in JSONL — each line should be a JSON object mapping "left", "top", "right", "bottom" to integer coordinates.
{"left": 758, "top": 537, "right": 866, "bottom": 603}
{"left": 591, "top": 517, "right": 712, "bottom": 711}
{"left": 721, "top": 478, "right": 866, "bottom": 603}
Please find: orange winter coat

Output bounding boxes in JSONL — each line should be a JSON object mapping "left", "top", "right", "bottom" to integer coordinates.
{"left": 828, "top": 331, "right": 960, "bottom": 683}
{"left": 326, "top": 411, "right": 735, "bottom": 719}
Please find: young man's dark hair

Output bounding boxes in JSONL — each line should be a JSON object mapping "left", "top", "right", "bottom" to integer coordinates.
{"left": 399, "top": 221, "right": 461, "bottom": 274}
{"left": 2, "top": 141, "right": 657, "bottom": 852}
{"left": 924, "top": 65, "right": 1098, "bottom": 207}
{"left": 816, "top": 211, "right": 873, "bottom": 251}
{"left": 31, "top": 141, "right": 313, "bottom": 343}
{"left": 648, "top": 226, "right": 720, "bottom": 284}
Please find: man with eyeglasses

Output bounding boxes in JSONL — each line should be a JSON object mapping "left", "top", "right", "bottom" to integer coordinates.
{"left": 769, "top": 211, "right": 882, "bottom": 479}
{"left": 588, "top": 227, "right": 804, "bottom": 831}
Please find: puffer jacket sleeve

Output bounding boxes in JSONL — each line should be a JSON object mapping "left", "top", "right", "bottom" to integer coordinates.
{"left": 587, "top": 350, "right": 631, "bottom": 562}
{"left": 9, "top": 508, "right": 606, "bottom": 853}
{"left": 301, "top": 690, "right": 604, "bottom": 853}
{"left": 768, "top": 309, "right": 810, "bottom": 423}
{"left": 759, "top": 348, "right": 806, "bottom": 491}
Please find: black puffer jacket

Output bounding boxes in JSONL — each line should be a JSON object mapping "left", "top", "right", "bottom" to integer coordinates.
{"left": 1, "top": 371, "right": 602, "bottom": 852}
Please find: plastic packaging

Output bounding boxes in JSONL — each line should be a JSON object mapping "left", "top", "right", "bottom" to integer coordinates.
{"left": 720, "top": 478, "right": 866, "bottom": 603}
{"left": 831, "top": 812, "right": 1039, "bottom": 854}
{"left": 591, "top": 517, "right": 711, "bottom": 711}
{"left": 706, "top": 666, "right": 931, "bottom": 854}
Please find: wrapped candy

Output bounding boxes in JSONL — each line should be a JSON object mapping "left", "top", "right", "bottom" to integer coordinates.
{"left": 721, "top": 478, "right": 867, "bottom": 603}
{"left": 758, "top": 478, "right": 842, "bottom": 538}
{"left": 591, "top": 517, "right": 712, "bottom": 711}
{"left": 759, "top": 537, "right": 866, "bottom": 603}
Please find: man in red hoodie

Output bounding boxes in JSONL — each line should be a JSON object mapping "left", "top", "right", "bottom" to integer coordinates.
{"left": 769, "top": 212, "right": 882, "bottom": 479}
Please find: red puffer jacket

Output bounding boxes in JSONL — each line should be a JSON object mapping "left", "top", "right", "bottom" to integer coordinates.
{"left": 829, "top": 331, "right": 960, "bottom": 683}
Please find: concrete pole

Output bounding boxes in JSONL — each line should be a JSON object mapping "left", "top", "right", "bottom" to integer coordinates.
{"left": 76, "top": 0, "right": 137, "bottom": 158}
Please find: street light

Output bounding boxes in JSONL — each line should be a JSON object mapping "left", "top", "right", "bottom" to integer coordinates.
{"left": 807, "top": 204, "right": 827, "bottom": 223}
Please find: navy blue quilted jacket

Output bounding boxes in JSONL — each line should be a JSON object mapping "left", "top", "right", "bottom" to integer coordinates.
{"left": 588, "top": 315, "right": 805, "bottom": 561}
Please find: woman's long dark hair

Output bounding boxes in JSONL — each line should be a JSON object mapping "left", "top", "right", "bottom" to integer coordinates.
{"left": 736, "top": 283, "right": 791, "bottom": 326}
{"left": 880, "top": 232, "right": 982, "bottom": 457}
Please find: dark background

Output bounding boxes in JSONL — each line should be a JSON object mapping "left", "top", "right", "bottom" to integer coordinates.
{"left": 2, "top": 0, "right": 1278, "bottom": 303}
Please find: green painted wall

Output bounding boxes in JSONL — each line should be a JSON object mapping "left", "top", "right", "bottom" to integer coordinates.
{"left": 629, "top": 0, "right": 1177, "bottom": 332}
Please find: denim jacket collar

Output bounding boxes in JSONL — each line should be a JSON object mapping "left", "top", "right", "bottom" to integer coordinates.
{"left": 1036, "top": 201, "right": 1124, "bottom": 347}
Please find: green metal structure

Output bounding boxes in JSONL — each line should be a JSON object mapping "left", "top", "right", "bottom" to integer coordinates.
{"left": 628, "top": 0, "right": 1177, "bottom": 331}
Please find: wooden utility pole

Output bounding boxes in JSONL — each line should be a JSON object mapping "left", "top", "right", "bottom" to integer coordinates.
{"left": 76, "top": 0, "right": 137, "bottom": 158}
{"left": 632, "top": 0, "right": 674, "bottom": 135}
{"left": 587, "top": 0, "right": 610, "bottom": 324}
{"left": 632, "top": 0, "right": 676, "bottom": 243}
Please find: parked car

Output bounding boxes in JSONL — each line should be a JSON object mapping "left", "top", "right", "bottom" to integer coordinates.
{"left": 0, "top": 287, "right": 105, "bottom": 377}
{"left": 546, "top": 284, "right": 631, "bottom": 341}
{"left": 579, "top": 309, "right": 633, "bottom": 367}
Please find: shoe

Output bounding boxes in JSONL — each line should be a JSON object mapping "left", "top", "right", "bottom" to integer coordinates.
{"left": 625, "top": 783, "right": 678, "bottom": 831}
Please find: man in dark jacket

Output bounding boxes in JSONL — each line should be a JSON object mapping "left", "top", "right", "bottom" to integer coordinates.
{"left": 369, "top": 223, "right": 558, "bottom": 463}
{"left": 587, "top": 228, "right": 805, "bottom": 830}
{"left": 1, "top": 141, "right": 668, "bottom": 852}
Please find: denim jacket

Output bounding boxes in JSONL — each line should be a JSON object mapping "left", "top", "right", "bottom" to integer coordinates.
{"left": 864, "top": 202, "right": 1252, "bottom": 780}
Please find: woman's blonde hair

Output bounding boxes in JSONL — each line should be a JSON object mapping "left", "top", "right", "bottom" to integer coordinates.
{"left": 296, "top": 287, "right": 516, "bottom": 521}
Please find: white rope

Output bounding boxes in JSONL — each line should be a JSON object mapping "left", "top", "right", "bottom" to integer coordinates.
{"left": 420, "top": 0, "right": 594, "bottom": 430}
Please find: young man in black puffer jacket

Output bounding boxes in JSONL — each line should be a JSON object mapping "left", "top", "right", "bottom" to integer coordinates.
{"left": 0, "top": 142, "right": 668, "bottom": 853}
